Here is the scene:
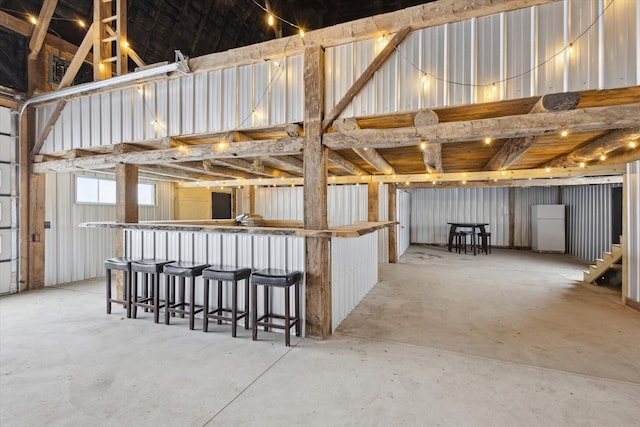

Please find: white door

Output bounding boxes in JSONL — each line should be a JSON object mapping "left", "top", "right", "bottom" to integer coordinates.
{"left": 0, "top": 107, "right": 17, "bottom": 294}
{"left": 396, "top": 189, "right": 411, "bottom": 258}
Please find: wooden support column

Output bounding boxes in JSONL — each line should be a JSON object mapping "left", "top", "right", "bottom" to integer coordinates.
{"left": 303, "top": 45, "right": 330, "bottom": 339}
{"left": 115, "top": 163, "right": 138, "bottom": 298}
{"left": 388, "top": 184, "right": 398, "bottom": 263}
{"left": 241, "top": 185, "right": 255, "bottom": 214}
{"left": 368, "top": 182, "right": 379, "bottom": 222}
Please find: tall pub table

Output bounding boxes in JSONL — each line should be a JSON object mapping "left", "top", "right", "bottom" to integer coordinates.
{"left": 447, "top": 223, "right": 489, "bottom": 255}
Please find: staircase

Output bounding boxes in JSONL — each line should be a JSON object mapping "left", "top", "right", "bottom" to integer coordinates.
{"left": 583, "top": 243, "right": 623, "bottom": 284}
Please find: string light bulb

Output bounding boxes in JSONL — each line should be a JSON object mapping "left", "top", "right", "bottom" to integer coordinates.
{"left": 560, "top": 130, "right": 569, "bottom": 137}
{"left": 600, "top": 154, "right": 606, "bottom": 161}
{"left": 267, "top": 14, "right": 275, "bottom": 26}
{"left": 545, "top": 167, "right": 551, "bottom": 173}
{"left": 420, "top": 142, "right": 427, "bottom": 150}
{"left": 579, "top": 162, "right": 586, "bottom": 168}
{"left": 630, "top": 140, "right": 638, "bottom": 149}
{"left": 299, "top": 28, "right": 305, "bottom": 38}
{"left": 77, "top": 19, "right": 86, "bottom": 28}
{"left": 568, "top": 43, "right": 574, "bottom": 55}
{"left": 29, "top": 15, "right": 37, "bottom": 25}
{"left": 484, "top": 137, "right": 492, "bottom": 145}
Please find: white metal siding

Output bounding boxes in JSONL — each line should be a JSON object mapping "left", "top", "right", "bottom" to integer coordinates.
{"left": 44, "top": 172, "right": 173, "bottom": 285}
{"left": 626, "top": 161, "right": 640, "bottom": 303}
{"left": 562, "top": 184, "right": 617, "bottom": 261}
{"left": 331, "top": 233, "right": 378, "bottom": 331}
{"left": 324, "top": 0, "right": 638, "bottom": 115}
{"left": 37, "top": 54, "right": 304, "bottom": 153}
{"left": 254, "top": 184, "right": 367, "bottom": 227}
{"left": 410, "top": 187, "right": 510, "bottom": 246}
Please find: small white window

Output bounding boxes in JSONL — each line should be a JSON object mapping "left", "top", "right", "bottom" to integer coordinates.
{"left": 76, "top": 176, "right": 156, "bottom": 206}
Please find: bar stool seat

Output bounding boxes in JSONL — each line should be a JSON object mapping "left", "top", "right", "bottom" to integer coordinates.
{"left": 164, "top": 262, "right": 209, "bottom": 330}
{"left": 202, "top": 265, "right": 251, "bottom": 337}
{"left": 130, "top": 259, "right": 175, "bottom": 323}
{"left": 105, "top": 257, "right": 135, "bottom": 317}
{"left": 251, "top": 269, "right": 302, "bottom": 346}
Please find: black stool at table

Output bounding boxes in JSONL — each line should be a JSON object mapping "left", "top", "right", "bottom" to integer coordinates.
{"left": 251, "top": 269, "right": 302, "bottom": 346}
{"left": 130, "top": 259, "right": 175, "bottom": 323}
{"left": 453, "top": 231, "right": 468, "bottom": 254}
{"left": 202, "top": 265, "right": 251, "bottom": 337}
{"left": 164, "top": 262, "right": 209, "bottom": 330}
{"left": 105, "top": 257, "right": 135, "bottom": 317}
{"left": 478, "top": 232, "right": 492, "bottom": 254}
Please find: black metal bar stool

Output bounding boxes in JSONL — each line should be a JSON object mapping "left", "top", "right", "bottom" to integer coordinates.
{"left": 130, "top": 259, "right": 175, "bottom": 323}
{"left": 164, "top": 262, "right": 209, "bottom": 330}
{"left": 478, "top": 232, "right": 492, "bottom": 254}
{"left": 251, "top": 269, "right": 302, "bottom": 346}
{"left": 105, "top": 257, "right": 135, "bottom": 317}
{"left": 202, "top": 265, "right": 251, "bottom": 337}
{"left": 453, "top": 231, "right": 468, "bottom": 254}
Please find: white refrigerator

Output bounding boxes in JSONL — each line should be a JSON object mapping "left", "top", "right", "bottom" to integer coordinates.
{"left": 531, "top": 204, "right": 565, "bottom": 253}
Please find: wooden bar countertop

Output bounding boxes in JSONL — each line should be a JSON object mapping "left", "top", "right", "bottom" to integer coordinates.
{"left": 81, "top": 219, "right": 396, "bottom": 238}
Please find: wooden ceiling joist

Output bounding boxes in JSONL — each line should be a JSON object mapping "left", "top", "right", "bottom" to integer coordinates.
{"left": 140, "top": 164, "right": 221, "bottom": 182}
{"left": 32, "top": 137, "right": 305, "bottom": 174}
{"left": 543, "top": 128, "right": 640, "bottom": 168}
{"left": 399, "top": 175, "right": 623, "bottom": 189}
{"left": 213, "top": 158, "right": 293, "bottom": 178}
{"left": 323, "top": 103, "right": 640, "bottom": 151}
{"left": 202, "top": 160, "right": 255, "bottom": 179}
{"left": 483, "top": 92, "right": 581, "bottom": 170}
{"left": 327, "top": 150, "right": 368, "bottom": 176}
{"left": 264, "top": 156, "right": 305, "bottom": 174}
{"left": 334, "top": 117, "right": 395, "bottom": 174}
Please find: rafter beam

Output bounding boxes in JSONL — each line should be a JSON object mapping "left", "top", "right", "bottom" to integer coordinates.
{"left": 263, "top": 156, "right": 304, "bottom": 174}
{"left": 139, "top": 164, "right": 217, "bottom": 181}
{"left": 484, "top": 92, "right": 580, "bottom": 170}
{"left": 28, "top": 0, "right": 58, "bottom": 61}
{"left": 202, "top": 160, "right": 256, "bottom": 179}
{"left": 544, "top": 128, "right": 640, "bottom": 167}
{"left": 214, "top": 158, "right": 291, "bottom": 178}
{"left": 323, "top": 103, "right": 640, "bottom": 151}
{"left": 32, "top": 137, "right": 304, "bottom": 173}
{"left": 327, "top": 150, "right": 368, "bottom": 176}
{"left": 333, "top": 117, "right": 394, "bottom": 174}
{"left": 322, "top": 26, "right": 411, "bottom": 132}
{"left": 421, "top": 142, "right": 442, "bottom": 173}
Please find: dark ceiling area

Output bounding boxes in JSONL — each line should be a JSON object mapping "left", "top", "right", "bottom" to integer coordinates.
{"left": 0, "top": 0, "right": 433, "bottom": 93}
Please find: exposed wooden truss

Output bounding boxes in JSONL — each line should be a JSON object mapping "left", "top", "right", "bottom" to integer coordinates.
{"left": 28, "top": 0, "right": 58, "bottom": 61}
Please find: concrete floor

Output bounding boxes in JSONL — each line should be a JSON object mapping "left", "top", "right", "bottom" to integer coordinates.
{"left": 1, "top": 246, "right": 639, "bottom": 426}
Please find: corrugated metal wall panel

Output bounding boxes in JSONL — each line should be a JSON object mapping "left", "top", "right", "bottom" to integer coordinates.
{"left": 35, "top": 2, "right": 638, "bottom": 153}
{"left": 627, "top": 161, "right": 640, "bottom": 303}
{"left": 44, "top": 172, "right": 173, "bottom": 286}
{"left": 562, "top": 184, "right": 616, "bottom": 261}
{"left": 254, "top": 185, "right": 367, "bottom": 227}
{"left": 331, "top": 233, "right": 378, "bottom": 331}
{"left": 410, "top": 187, "right": 509, "bottom": 246}
{"left": 513, "top": 187, "right": 561, "bottom": 247}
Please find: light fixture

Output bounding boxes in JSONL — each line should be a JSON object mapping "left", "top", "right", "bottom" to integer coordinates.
{"left": 600, "top": 154, "right": 606, "bottom": 161}
{"left": 122, "top": 40, "right": 130, "bottom": 49}
{"left": 568, "top": 43, "right": 574, "bottom": 55}
{"left": 299, "top": 28, "right": 305, "bottom": 38}
{"left": 579, "top": 162, "right": 586, "bottom": 168}
{"left": 501, "top": 171, "right": 506, "bottom": 176}
{"left": 630, "top": 141, "right": 638, "bottom": 149}
{"left": 492, "top": 83, "right": 497, "bottom": 92}
{"left": 462, "top": 180, "right": 467, "bottom": 184}
{"left": 560, "top": 130, "right": 568, "bottom": 137}
{"left": 545, "top": 167, "right": 551, "bottom": 173}
{"left": 78, "top": 19, "right": 86, "bottom": 28}
{"left": 484, "top": 137, "right": 492, "bottom": 145}
{"left": 29, "top": 15, "right": 37, "bottom": 25}
{"left": 420, "top": 142, "right": 427, "bottom": 150}
{"left": 268, "top": 14, "right": 275, "bottom": 26}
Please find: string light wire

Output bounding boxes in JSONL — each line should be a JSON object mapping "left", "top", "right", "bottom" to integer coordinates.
{"left": 250, "top": 0, "right": 303, "bottom": 32}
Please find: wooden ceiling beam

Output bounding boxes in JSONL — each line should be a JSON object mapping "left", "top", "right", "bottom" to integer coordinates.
{"left": 323, "top": 103, "right": 640, "bottom": 151}
{"left": 398, "top": 175, "right": 623, "bottom": 189}
{"left": 28, "top": 0, "right": 58, "bottom": 61}
{"left": 334, "top": 117, "right": 394, "bottom": 174}
{"left": 32, "top": 137, "right": 305, "bottom": 173}
{"left": 202, "top": 160, "right": 256, "bottom": 179}
{"left": 322, "top": 27, "right": 411, "bottom": 132}
{"left": 139, "top": 164, "right": 219, "bottom": 182}
{"left": 483, "top": 92, "right": 580, "bottom": 170}
{"left": 263, "top": 156, "right": 304, "bottom": 175}
{"left": 327, "top": 150, "right": 368, "bottom": 176}
{"left": 210, "top": 158, "right": 292, "bottom": 178}
{"left": 543, "top": 128, "right": 640, "bottom": 168}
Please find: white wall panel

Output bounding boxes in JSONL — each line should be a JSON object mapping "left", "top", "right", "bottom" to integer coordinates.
{"left": 397, "top": 189, "right": 411, "bottom": 257}
{"left": 410, "top": 187, "right": 509, "bottom": 246}
{"left": 420, "top": 24, "right": 448, "bottom": 108}
{"left": 353, "top": 39, "right": 376, "bottom": 116}
{"left": 331, "top": 233, "right": 378, "bottom": 331}
{"left": 286, "top": 54, "right": 304, "bottom": 123}
{"left": 44, "top": 172, "right": 173, "bottom": 286}
{"left": 562, "top": 184, "right": 616, "bottom": 261}
{"left": 627, "top": 161, "right": 640, "bottom": 303}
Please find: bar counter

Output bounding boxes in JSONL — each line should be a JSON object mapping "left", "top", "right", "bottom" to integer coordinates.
{"left": 82, "top": 219, "right": 395, "bottom": 334}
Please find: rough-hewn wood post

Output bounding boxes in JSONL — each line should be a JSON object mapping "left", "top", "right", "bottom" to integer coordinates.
{"left": 115, "top": 163, "right": 138, "bottom": 298}
{"left": 368, "top": 182, "right": 379, "bottom": 222}
{"left": 303, "top": 45, "right": 330, "bottom": 339}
